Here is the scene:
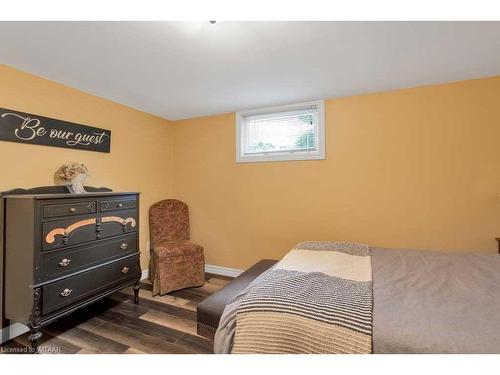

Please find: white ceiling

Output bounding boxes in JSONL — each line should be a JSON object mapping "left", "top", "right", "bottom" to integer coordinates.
{"left": 0, "top": 22, "right": 499, "bottom": 120}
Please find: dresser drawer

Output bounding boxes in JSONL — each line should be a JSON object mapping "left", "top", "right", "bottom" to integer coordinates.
{"left": 42, "top": 209, "right": 137, "bottom": 251}
{"left": 43, "top": 201, "right": 97, "bottom": 219}
{"left": 99, "top": 209, "right": 138, "bottom": 239}
{"left": 42, "top": 255, "right": 139, "bottom": 315}
{"left": 42, "top": 215, "right": 97, "bottom": 251}
{"left": 100, "top": 198, "right": 137, "bottom": 212}
{"left": 40, "top": 234, "right": 138, "bottom": 282}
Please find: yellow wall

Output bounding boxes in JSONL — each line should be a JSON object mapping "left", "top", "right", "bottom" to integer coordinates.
{"left": 2, "top": 64, "right": 499, "bottom": 274}
{"left": 173, "top": 77, "right": 500, "bottom": 270}
{"left": 0, "top": 65, "right": 174, "bottom": 271}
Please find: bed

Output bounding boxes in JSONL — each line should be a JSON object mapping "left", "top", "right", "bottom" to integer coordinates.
{"left": 214, "top": 241, "right": 500, "bottom": 354}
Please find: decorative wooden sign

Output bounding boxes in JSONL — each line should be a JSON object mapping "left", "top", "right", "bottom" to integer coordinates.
{"left": 0, "top": 107, "right": 111, "bottom": 153}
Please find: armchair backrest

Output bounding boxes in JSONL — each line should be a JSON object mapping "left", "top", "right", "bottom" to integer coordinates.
{"left": 149, "top": 199, "right": 190, "bottom": 247}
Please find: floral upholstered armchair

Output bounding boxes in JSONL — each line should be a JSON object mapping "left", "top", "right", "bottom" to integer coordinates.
{"left": 149, "top": 199, "right": 205, "bottom": 295}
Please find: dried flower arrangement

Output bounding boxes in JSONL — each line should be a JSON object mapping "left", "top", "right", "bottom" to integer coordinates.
{"left": 54, "top": 162, "right": 89, "bottom": 194}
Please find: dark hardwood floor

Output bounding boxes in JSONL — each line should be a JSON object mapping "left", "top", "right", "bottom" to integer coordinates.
{"left": 0, "top": 274, "right": 231, "bottom": 354}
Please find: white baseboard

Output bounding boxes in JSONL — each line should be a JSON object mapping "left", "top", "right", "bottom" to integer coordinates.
{"left": 0, "top": 323, "right": 29, "bottom": 345}
{"left": 205, "top": 264, "right": 243, "bottom": 278}
{"left": 141, "top": 269, "right": 149, "bottom": 280}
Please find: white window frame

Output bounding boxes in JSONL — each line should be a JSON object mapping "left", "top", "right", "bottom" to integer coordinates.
{"left": 236, "top": 100, "right": 325, "bottom": 163}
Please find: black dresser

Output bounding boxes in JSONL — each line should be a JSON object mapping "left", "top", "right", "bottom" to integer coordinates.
{"left": 1, "top": 186, "right": 141, "bottom": 350}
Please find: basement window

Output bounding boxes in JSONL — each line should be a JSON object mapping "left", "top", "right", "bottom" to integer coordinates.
{"left": 236, "top": 100, "right": 325, "bottom": 163}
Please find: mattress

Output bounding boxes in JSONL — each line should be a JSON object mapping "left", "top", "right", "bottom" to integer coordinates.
{"left": 214, "top": 242, "right": 500, "bottom": 354}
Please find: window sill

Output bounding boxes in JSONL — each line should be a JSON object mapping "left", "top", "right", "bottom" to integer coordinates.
{"left": 236, "top": 152, "right": 326, "bottom": 163}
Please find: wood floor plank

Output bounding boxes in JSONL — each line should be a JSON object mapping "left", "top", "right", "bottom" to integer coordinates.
{"left": 14, "top": 331, "right": 81, "bottom": 354}
{"left": 78, "top": 317, "right": 196, "bottom": 354}
{"left": 105, "top": 295, "right": 150, "bottom": 318}
{"left": 175, "top": 333, "right": 213, "bottom": 354}
{"left": 124, "top": 347, "right": 146, "bottom": 354}
{"left": 121, "top": 287, "right": 197, "bottom": 311}
{"left": 140, "top": 280, "right": 153, "bottom": 291}
{"left": 77, "top": 348, "right": 101, "bottom": 354}
{"left": 206, "top": 274, "right": 231, "bottom": 282}
{"left": 43, "top": 325, "right": 129, "bottom": 354}
{"left": 169, "top": 287, "right": 211, "bottom": 303}
{"left": 140, "top": 310, "right": 197, "bottom": 336}
{"left": 97, "top": 309, "right": 185, "bottom": 343}
{"left": 0, "top": 339, "right": 29, "bottom": 354}
{"left": 113, "top": 291, "right": 197, "bottom": 321}
{"left": 185, "top": 300, "right": 199, "bottom": 310}
{"left": 68, "top": 297, "right": 124, "bottom": 322}
{"left": 197, "top": 279, "right": 230, "bottom": 294}
{"left": 205, "top": 275, "right": 232, "bottom": 286}
{"left": 206, "top": 273, "right": 234, "bottom": 283}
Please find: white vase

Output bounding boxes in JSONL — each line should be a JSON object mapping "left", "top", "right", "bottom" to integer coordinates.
{"left": 67, "top": 174, "right": 87, "bottom": 194}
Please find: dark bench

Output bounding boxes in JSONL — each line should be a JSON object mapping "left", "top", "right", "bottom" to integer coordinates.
{"left": 197, "top": 259, "right": 278, "bottom": 339}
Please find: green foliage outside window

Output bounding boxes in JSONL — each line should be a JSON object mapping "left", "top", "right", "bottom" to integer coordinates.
{"left": 248, "top": 142, "right": 276, "bottom": 152}
{"left": 295, "top": 114, "right": 314, "bottom": 149}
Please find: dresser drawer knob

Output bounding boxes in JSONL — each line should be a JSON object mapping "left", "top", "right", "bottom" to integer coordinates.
{"left": 60, "top": 288, "right": 72, "bottom": 297}
{"left": 121, "top": 266, "right": 130, "bottom": 274}
{"left": 120, "top": 242, "right": 129, "bottom": 250}
{"left": 58, "top": 258, "right": 71, "bottom": 267}
{"left": 117, "top": 203, "right": 123, "bottom": 208}
{"left": 69, "top": 207, "right": 76, "bottom": 213}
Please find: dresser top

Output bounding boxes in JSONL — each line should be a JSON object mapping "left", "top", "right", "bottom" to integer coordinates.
{"left": 3, "top": 191, "right": 140, "bottom": 199}
{"left": 2, "top": 185, "right": 139, "bottom": 199}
